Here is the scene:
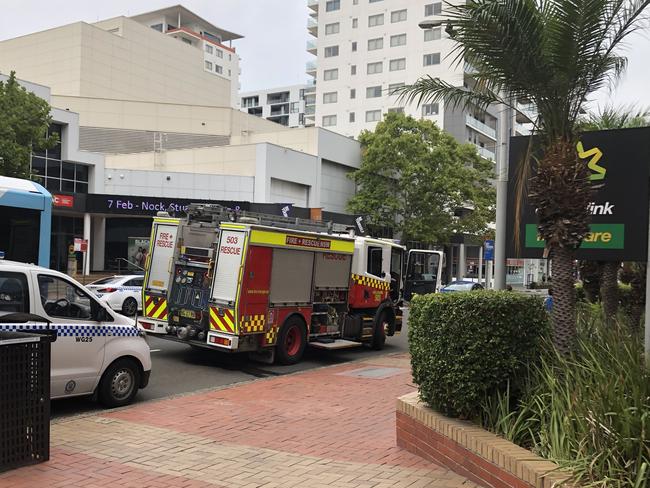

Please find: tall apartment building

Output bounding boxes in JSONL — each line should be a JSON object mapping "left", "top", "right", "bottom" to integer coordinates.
{"left": 307, "top": 0, "right": 533, "bottom": 159}
{"left": 0, "top": 5, "right": 241, "bottom": 108}
{"left": 239, "top": 84, "right": 311, "bottom": 127}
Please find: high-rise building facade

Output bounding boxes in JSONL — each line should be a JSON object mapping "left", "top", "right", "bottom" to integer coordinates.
{"left": 239, "top": 84, "right": 311, "bottom": 127}
{"left": 307, "top": 0, "right": 532, "bottom": 158}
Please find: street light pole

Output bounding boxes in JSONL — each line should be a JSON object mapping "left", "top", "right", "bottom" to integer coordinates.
{"left": 494, "top": 103, "right": 511, "bottom": 290}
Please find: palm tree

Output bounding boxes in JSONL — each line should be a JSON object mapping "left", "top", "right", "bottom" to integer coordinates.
{"left": 398, "top": 0, "right": 650, "bottom": 353}
{"left": 578, "top": 105, "right": 649, "bottom": 322}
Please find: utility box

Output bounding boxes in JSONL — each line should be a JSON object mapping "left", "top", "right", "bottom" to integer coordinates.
{"left": 0, "top": 328, "right": 55, "bottom": 472}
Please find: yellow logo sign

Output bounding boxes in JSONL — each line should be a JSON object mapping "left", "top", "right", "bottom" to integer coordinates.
{"left": 577, "top": 141, "right": 606, "bottom": 181}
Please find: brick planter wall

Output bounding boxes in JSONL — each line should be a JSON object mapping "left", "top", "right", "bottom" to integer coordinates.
{"left": 396, "top": 392, "right": 571, "bottom": 488}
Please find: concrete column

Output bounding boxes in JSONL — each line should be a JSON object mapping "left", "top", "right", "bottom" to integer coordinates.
{"left": 445, "top": 246, "right": 454, "bottom": 285}
{"left": 458, "top": 243, "right": 466, "bottom": 281}
{"left": 92, "top": 216, "right": 106, "bottom": 271}
{"left": 83, "top": 212, "right": 91, "bottom": 275}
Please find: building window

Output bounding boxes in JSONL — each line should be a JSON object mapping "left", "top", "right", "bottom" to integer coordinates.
{"left": 425, "top": 2, "right": 443, "bottom": 16}
{"left": 324, "top": 68, "right": 339, "bottom": 81}
{"left": 323, "top": 91, "right": 338, "bottom": 104}
{"left": 367, "top": 37, "right": 383, "bottom": 51}
{"left": 366, "top": 110, "right": 382, "bottom": 122}
{"left": 422, "top": 103, "right": 439, "bottom": 116}
{"left": 290, "top": 102, "right": 300, "bottom": 113}
{"left": 423, "top": 52, "right": 441, "bottom": 66}
{"left": 30, "top": 124, "right": 89, "bottom": 194}
{"left": 241, "top": 96, "right": 259, "bottom": 108}
{"left": 322, "top": 115, "right": 337, "bottom": 127}
{"left": 366, "top": 85, "right": 382, "bottom": 98}
{"left": 215, "top": 65, "right": 223, "bottom": 74}
{"left": 368, "top": 14, "right": 384, "bottom": 27}
{"left": 390, "top": 33, "right": 407, "bottom": 47}
{"left": 325, "top": 22, "right": 340, "bottom": 35}
{"left": 350, "top": 112, "right": 356, "bottom": 122}
{"left": 351, "top": 65, "right": 357, "bottom": 75}
{"left": 352, "top": 18, "right": 358, "bottom": 28}
{"left": 150, "top": 23, "right": 163, "bottom": 32}
{"left": 326, "top": 0, "right": 340, "bottom": 12}
{"left": 424, "top": 27, "right": 442, "bottom": 41}
{"left": 388, "top": 82, "right": 405, "bottom": 95}
{"left": 205, "top": 44, "right": 213, "bottom": 54}
{"left": 388, "top": 107, "right": 405, "bottom": 114}
{"left": 216, "top": 49, "right": 223, "bottom": 58}
{"left": 324, "top": 45, "right": 340, "bottom": 57}
{"left": 391, "top": 9, "right": 407, "bottom": 23}
{"left": 352, "top": 41, "right": 358, "bottom": 52}
{"left": 367, "top": 61, "right": 383, "bottom": 74}
{"left": 389, "top": 58, "right": 406, "bottom": 71}
{"left": 205, "top": 60, "right": 213, "bottom": 70}
{"left": 350, "top": 88, "right": 356, "bottom": 99}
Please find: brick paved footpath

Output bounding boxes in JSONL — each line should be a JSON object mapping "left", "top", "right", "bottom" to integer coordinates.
{"left": 0, "top": 353, "right": 477, "bottom": 488}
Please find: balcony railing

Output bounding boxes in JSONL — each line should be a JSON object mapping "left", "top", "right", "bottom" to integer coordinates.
{"left": 306, "top": 61, "right": 317, "bottom": 75}
{"left": 474, "top": 144, "right": 496, "bottom": 161}
{"left": 308, "top": 0, "right": 319, "bottom": 11}
{"left": 466, "top": 114, "right": 496, "bottom": 139}
{"left": 305, "top": 105, "right": 316, "bottom": 115}
{"left": 307, "top": 18, "right": 318, "bottom": 36}
{"left": 306, "top": 40, "right": 317, "bottom": 54}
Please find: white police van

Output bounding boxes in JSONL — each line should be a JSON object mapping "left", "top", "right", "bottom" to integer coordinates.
{"left": 0, "top": 260, "right": 152, "bottom": 407}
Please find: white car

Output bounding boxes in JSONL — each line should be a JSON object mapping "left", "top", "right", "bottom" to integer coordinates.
{"left": 87, "top": 275, "right": 144, "bottom": 317}
{"left": 0, "top": 261, "right": 151, "bottom": 407}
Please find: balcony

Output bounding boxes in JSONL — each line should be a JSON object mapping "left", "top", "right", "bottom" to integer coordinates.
{"left": 270, "top": 104, "right": 290, "bottom": 116}
{"left": 308, "top": 0, "right": 319, "bottom": 11}
{"left": 267, "top": 93, "right": 290, "bottom": 104}
{"left": 466, "top": 114, "right": 496, "bottom": 140}
{"left": 306, "top": 61, "right": 317, "bottom": 77}
{"left": 306, "top": 40, "right": 317, "bottom": 55}
{"left": 516, "top": 102, "right": 536, "bottom": 124}
{"left": 474, "top": 144, "right": 495, "bottom": 161}
{"left": 305, "top": 105, "right": 316, "bottom": 115}
{"left": 307, "top": 18, "right": 318, "bottom": 36}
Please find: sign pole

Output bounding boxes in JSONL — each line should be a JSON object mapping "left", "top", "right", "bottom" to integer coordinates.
{"left": 643, "top": 196, "right": 650, "bottom": 369}
{"left": 478, "top": 246, "right": 483, "bottom": 285}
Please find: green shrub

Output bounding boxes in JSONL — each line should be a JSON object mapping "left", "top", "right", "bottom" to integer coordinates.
{"left": 481, "top": 311, "right": 650, "bottom": 488}
{"left": 409, "top": 291, "right": 549, "bottom": 419}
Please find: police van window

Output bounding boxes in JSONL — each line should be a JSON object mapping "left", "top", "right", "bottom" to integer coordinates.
{"left": 125, "top": 278, "right": 144, "bottom": 287}
{"left": 38, "top": 275, "right": 93, "bottom": 320}
{"left": 367, "top": 246, "right": 383, "bottom": 277}
{"left": 0, "top": 271, "right": 29, "bottom": 313}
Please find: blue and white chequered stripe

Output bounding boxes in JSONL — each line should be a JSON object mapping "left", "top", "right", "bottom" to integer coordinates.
{"left": 0, "top": 323, "right": 140, "bottom": 337}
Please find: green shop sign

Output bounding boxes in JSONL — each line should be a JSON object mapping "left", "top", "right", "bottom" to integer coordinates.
{"left": 524, "top": 224, "right": 625, "bottom": 249}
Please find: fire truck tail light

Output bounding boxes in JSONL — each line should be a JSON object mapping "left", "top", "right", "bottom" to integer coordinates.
{"left": 209, "top": 336, "right": 232, "bottom": 346}
{"left": 140, "top": 321, "right": 154, "bottom": 331}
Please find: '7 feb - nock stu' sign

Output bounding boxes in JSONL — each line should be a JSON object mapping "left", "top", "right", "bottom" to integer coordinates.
{"left": 506, "top": 127, "right": 650, "bottom": 262}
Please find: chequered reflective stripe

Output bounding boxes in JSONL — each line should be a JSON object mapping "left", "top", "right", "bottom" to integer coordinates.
{"left": 0, "top": 323, "right": 140, "bottom": 337}
{"left": 209, "top": 307, "right": 236, "bottom": 334}
{"left": 144, "top": 295, "right": 168, "bottom": 320}
{"left": 240, "top": 314, "right": 265, "bottom": 333}
{"left": 264, "top": 325, "right": 279, "bottom": 345}
{"left": 351, "top": 273, "right": 390, "bottom": 291}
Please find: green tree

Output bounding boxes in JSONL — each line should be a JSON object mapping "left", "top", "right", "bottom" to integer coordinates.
{"left": 0, "top": 71, "right": 56, "bottom": 179}
{"left": 347, "top": 112, "right": 495, "bottom": 244}
{"left": 578, "top": 105, "right": 649, "bottom": 322}
{"left": 398, "top": 0, "right": 650, "bottom": 353}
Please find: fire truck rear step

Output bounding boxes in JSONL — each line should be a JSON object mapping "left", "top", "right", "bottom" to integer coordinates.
{"left": 310, "top": 339, "right": 362, "bottom": 350}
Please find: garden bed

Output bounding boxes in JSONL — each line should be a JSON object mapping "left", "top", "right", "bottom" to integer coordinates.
{"left": 396, "top": 392, "right": 571, "bottom": 488}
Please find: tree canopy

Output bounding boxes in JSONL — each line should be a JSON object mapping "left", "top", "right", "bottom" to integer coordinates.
{"left": 347, "top": 112, "right": 495, "bottom": 244}
{"left": 0, "top": 71, "right": 56, "bottom": 179}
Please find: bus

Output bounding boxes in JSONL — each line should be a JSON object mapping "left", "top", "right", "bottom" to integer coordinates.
{"left": 0, "top": 176, "right": 52, "bottom": 267}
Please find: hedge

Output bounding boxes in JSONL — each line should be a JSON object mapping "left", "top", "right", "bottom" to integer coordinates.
{"left": 408, "top": 291, "right": 549, "bottom": 419}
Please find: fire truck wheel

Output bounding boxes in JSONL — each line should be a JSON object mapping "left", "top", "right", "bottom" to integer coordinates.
{"left": 371, "top": 311, "right": 388, "bottom": 350}
{"left": 276, "top": 316, "right": 307, "bottom": 365}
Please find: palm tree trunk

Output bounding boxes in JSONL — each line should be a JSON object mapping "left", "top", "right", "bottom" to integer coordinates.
{"left": 600, "top": 261, "right": 620, "bottom": 323}
{"left": 551, "top": 246, "right": 577, "bottom": 354}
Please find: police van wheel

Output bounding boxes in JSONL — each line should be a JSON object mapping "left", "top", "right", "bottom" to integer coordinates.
{"left": 98, "top": 358, "right": 141, "bottom": 408}
{"left": 122, "top": 297, "right": 138, "bottom": 317}
{"left": 276, "top": 316, "right": 307, "bottom": 365}
{"left": 371, "top": 311, "right": 388, "bottom": 351}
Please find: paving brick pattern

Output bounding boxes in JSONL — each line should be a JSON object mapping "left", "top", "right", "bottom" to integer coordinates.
{"left": 0, "top": 353, "right": 478, "bottom": 488}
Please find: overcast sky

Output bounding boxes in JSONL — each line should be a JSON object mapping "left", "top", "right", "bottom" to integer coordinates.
{"left": 0, "top": 0, "right": 648, "bottom": 111}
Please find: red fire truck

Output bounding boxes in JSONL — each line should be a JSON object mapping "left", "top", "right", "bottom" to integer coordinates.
{"left": 139, "top": 204, "right": 443, "bottom": 364}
